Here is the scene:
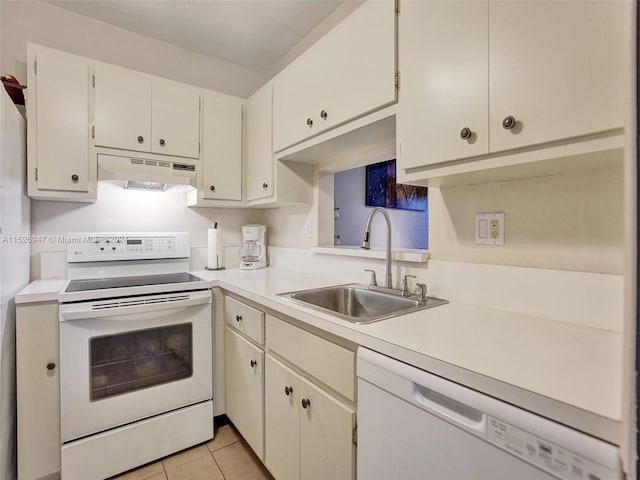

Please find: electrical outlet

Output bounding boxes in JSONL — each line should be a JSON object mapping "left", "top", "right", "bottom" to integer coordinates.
{"left": 489, "top": 219, "right": 500, "bottom": 239}
{"left": 475, "top": 213, "right": 505, "bottom": 245}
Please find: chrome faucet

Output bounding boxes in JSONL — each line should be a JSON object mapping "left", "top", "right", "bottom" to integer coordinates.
{"left": 361, "top": 207, "right": 393, "bottom": 288}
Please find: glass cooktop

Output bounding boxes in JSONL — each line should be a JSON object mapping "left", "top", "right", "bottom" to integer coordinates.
{"left": 65, "top": 272, "right": 204, "bottom": 293}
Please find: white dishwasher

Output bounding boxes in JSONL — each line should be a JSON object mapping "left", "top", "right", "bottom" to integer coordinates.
{"left": 357, "top": 348, "right": 622, "bottom": 480}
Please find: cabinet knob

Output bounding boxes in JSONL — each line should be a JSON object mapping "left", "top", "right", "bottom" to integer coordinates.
{"left": 262, "top": 182, "right": 268, "bottom": 190}
{"left": 459, "top": 127, "right": 473, "bottom": 140}
{"left": 502, "top": 116, "right": 517, "bottom": 130}
{"left": 320, "top": 110, "right": 328, "bottom": 120}
{"left": 301, "top": 398, "right": 311, "bottom": 409}
{"left": 235, "top": 314, "right": 242, "bottom": 322}
{"left": 306, "top": 118, "right": 313, "bottom": 128}
{"left": 284, "top": 386, "right": 293, "bottom": 396}
{"left": 159, "top": 138, "right": 165, "bottom": 146}
{"left": 71, "top": 174, "right": 79, "bottom": 183}
{"left": 250, "top": 360, "right": 257, "bottom": 368}
{"left": 137, "top": 135, "right": 144, "bottom": 143}
{"left": 46, "top": 362, "right": 56, "bottom": 371}
{"left": 210, "top": 185, "right": 216, "bottom": 192}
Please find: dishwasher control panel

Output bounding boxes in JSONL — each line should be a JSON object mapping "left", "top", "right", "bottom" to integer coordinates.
{"left": 487, "top": 417, "right": 615, "bottom": 480}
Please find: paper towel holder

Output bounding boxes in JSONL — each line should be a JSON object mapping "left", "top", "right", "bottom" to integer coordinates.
{"left": 206, "top": 222, "right": 226, "bottom": 270}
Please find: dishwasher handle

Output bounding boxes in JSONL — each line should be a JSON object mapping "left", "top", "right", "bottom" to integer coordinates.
{"left": 413, "top": 383, "right": 486, "bottom": 434}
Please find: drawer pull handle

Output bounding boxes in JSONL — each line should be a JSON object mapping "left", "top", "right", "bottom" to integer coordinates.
{"left": 71, "top": 174, "right": 79, "bottom": 183}
{"left": 306, "top": 118, "right": 313, "bottom": 128}
{"left": 137, "top": 135, "right": 144, "bottom": 143}
{"left": 262, "top": 182, "right": 268, "bottom": 189}
{"left": 236, "top": 314, "right": 242, "bottom": 322}
{"left": 46, "top": 362, "right": 56, "bottom": 371}
{"left": 159, "top": 138, "right": 165, "bottom": 146}
{"left": 210, "top": 185, "right": 216, "bottom": 192}
{"left": 320, "top": 110, "right": 328, "bottom": 120}
{"left": 284, "top": 386, "right": 293, "bottom": 396}
{"left": 250, "top": 360, "right": 257, "bottom": 368}
{"left": 301, "top": 398, "right": 311, "bottom": 409}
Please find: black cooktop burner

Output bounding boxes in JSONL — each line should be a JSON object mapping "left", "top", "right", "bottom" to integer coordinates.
{"left": 65, "top": 272, "right": 204, "bottom": 293}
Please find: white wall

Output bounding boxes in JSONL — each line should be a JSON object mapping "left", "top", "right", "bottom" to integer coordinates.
{"left": 0, "top": 0, "right": 266, "bottom": 98}
{"left": 428, "top": 166, "right": 624, "bottom": 275}
{"left": 30, "top": 184, "right": 262, "bottom": 280}
{"left": 334, "top": 165, "right": 428, "bottom": 249}
{"left": 0, "top": 90, "right": 30, "bottom": 480}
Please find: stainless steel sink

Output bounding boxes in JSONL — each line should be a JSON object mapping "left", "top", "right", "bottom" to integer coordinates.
{"left": 277, "top": 284, "right": 448, "bottom": 324}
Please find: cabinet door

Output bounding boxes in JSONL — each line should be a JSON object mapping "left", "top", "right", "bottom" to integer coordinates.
{"left": 224, "top": 327, "right": 264, "bottom": 459}
{"left": 273, "top": 0, "right": 396, "bottom": 152}
{"left": 397, "top": 0, "right": 488, "bottom": 169}
{"left": 94, "top": 66, "right": 151, "bottom": 152}
{"left": 35, "top": 51, "right": 90, "bottom": 192}
{"left": 265, "top": 356, "right": 300, "bottom": 480}
{"left": 489, "top": 0, "right": 629, "bottom": 152}
{"left": 201, "top": 95, "right": 242, "bottom": 200}
{"left": 245, "top": 83, "right": 274, "bottom": 201}
{"left": 319, "top": 0, "right": 396, "bottom": 134}
{"left": 272, "top": 51, "right": 320, "bottom": 152}
{"left": 299, "top": 377, "right": 355, "bottom": 480}
{"left": 16, "top": 302, "right": 60, "bottom": 480}
{"left": 152, "top": 81, "right": 200, "bottom": 158}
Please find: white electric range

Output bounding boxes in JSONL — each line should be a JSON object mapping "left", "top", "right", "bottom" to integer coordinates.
{"left": 58, "top": 232, "right": 214, "bottom": 480}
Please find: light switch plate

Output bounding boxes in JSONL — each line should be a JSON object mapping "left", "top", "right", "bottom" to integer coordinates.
{"left": 475, "top": 213, "right": 505, "bottom": 245}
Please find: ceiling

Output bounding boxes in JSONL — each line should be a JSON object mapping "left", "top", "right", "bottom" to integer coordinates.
{"left": 47, "top": 0, "right": 351, "bottom": 74}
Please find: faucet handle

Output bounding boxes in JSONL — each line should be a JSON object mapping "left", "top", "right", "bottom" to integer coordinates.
{"left": 364, "top": 269, "right": 378, "bottom": 287}
{"left": 416, "top": 283, "right": 427, "bottom": 303}
{"left": 401, "top": 275, "right": 416, "bottom": 296}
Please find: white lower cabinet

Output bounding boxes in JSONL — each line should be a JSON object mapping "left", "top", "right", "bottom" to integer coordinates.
{"left": 224, "top": 326, "right": 264, "bottom": 459}
{"left": 265, "top": 314, "right": 356, "bottom": 480}
{"left": 16, "top": 301, "right": 61, "bottom": 480}
{"left": 223, "top": 296, "right": 356, "bottom": 480}
{"left": 265, "top": 355, "right": 355, "bottom": 480}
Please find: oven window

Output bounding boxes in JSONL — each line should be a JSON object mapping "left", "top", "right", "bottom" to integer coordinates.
{"left": 90, "top": 323, "right": 193, "bottom": 401}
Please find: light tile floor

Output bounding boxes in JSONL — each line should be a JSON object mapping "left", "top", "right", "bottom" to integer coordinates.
{"left": 111, "top": 423, "right": 274, "bottom": 480}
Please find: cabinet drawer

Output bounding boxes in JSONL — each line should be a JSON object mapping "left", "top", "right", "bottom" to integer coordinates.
{"left": 225, "top": 296, "right": 264, "bottom": 344}
{"left": 266, "top": 315, "right": 355, "bottom": 402}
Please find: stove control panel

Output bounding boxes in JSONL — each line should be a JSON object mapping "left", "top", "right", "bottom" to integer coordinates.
{"left": 67, "top": 232, "right": 190, "bottom": 262}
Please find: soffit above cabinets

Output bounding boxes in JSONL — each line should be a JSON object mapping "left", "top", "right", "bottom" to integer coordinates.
{"left": 46, "top": 0, "right": 356, "bottom": 74}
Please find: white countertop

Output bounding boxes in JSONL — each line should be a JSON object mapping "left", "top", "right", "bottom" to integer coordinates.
{"left": 15, "top": 267, "right": 623, "bottom": 444}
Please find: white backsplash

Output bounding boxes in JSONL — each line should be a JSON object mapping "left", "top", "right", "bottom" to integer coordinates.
{"left": 40, "top": 244, "right": 623, "bottom": 333}
{"left": 268, "top": 246, "right": 623, "bottom": 332}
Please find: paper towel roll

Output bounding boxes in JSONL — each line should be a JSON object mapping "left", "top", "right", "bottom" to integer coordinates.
{"left": 207, "top": 227, "right": 224, "bottom": 270}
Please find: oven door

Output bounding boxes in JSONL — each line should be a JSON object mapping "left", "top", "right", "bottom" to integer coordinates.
{"left": 59, "top": 289, "right": 212, "bottom": 443}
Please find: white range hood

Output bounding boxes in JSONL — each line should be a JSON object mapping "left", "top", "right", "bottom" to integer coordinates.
{"left": 97, "top": 154, "right": 197, "bottom": 191}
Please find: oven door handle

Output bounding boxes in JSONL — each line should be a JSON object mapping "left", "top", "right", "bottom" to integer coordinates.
{"left": 59, "top": 290, "right": 211, "bottom": 321}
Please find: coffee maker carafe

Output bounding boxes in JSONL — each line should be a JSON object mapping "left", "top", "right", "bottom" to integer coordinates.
{"left": 240, "top": 224, "right": 267, "bottom": 270}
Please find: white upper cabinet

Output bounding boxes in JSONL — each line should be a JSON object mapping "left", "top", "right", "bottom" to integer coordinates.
{"left": 488, "top": 0, "right": 628, "bottom": 153}
{"left": 94, "top": 67, "right": 151, "bottom": 153}
{"left": 200, "top": 95, "right": 242, "bottom": 201}
{"left": 397, "top": 0, "right": 630, "bottom": 172}
{"left": 151, "top": 81, "right": 200, "bottom": 158}
{"left": 245, "top": 83, "right": 274, "bottom": 202}
{"left": 273, "top": 0, "right": 397, "bottom": 152}
{"left": 94, "top": 66, "right": 200, "bottom": 159}
{"left": 27, "top": 45, "right": 95, "bottom": 201}
{"left": 397, "top": 0, "right": 488, "bottom": 168}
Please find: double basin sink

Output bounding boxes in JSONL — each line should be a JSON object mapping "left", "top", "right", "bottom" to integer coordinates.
{"left": 278, "top": 283, "right": 448, "bottom": 324}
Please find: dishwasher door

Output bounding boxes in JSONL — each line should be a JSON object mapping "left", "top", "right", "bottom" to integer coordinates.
{"left": 356, "top": 348, "right": 622, "bottom": 480}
